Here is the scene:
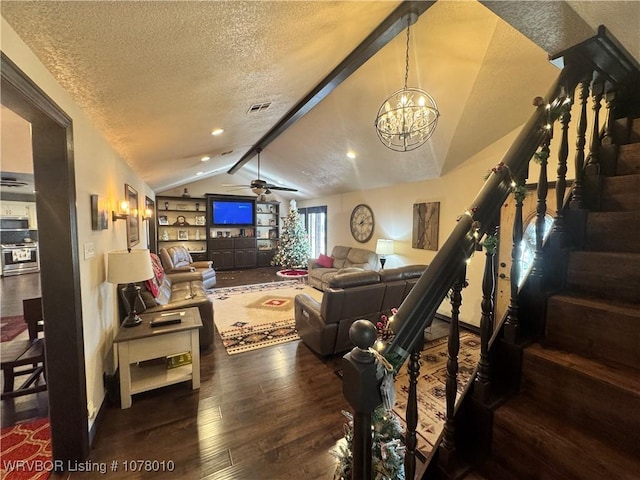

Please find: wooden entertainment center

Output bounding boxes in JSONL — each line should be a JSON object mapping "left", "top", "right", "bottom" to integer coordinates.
{"left": 156, "top": 194, "right": 280, "bottom": 269}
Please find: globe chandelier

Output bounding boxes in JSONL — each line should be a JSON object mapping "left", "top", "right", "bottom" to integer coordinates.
{"left": 375, "top": 15, "right": 439, "bottom": 152}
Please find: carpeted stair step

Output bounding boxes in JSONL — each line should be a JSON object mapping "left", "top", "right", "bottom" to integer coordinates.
{"left": 616, "top": 143, "right": 640, "bottom": 175}
{"left": 601, "top": 173, "right": 640, "bottom": 211}
{"left": 585, "top": 210, "right": 640, "bottom": 253}
{"left": 566, "top": 251, "right": 640, "bottom": 304}
{"left": 520, "top": 343, "right": 640, "bottom": 458}
{"left": 488, "top": 394, "right": 640, "bottom": 480}
{"left": 545, "top": 293, "right": 640, "bottom": 369}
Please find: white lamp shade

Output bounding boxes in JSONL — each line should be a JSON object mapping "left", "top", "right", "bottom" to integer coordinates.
{"left": 376, "top": 239, "right": 395, "bottom": 256}
{"left": 107, "top": 249, "right": 154, "bottom": 284}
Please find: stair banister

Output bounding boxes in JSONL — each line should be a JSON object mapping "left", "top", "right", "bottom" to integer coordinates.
{"left": 381, "top": 73, "right": 566, "bottom": 367}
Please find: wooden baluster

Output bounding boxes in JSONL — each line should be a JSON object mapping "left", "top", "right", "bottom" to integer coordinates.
{"left": 504, "top": 176, "right": 525, "bottom": 344}
{"left": 585, "top": 70, "right": 604, "bottom": 175}
{"left": 570, "top": 78, "right": 590, "bottom": 210}
{"left": 404, "top": 334, "right": 424, "bottom": 480}
{"left": 552, "top": 95, "right": 572, "bottom": 247}
{"left": 438, "top": 269, "right": 465, "bottom": 470}
{"left": 474, "top": 229, "right": 497, "bottom": 404}
{"left": 530, "top": 136, "right": 550, "bottom": 280}
{"left": 602, "top": 81, "right": 617, "bottom": 146}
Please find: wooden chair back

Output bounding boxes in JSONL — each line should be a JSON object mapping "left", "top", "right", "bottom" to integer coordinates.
{"left": 22, "top": 297, "right": 44, "bottom": 341}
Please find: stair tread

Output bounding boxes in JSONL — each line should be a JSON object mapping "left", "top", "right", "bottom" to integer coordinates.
{"left": 525, "top": 343, "right": 640, "bottom": 397}
{"left": 495, "top": 395, "right": 640, "bottom": 479}
{"left": 550, "top": 292, "right": 640, "bottom": 317}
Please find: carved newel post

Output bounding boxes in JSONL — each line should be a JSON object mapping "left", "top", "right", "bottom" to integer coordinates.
{"left": 342, "top": 320, "right": 382, "bottom": 480}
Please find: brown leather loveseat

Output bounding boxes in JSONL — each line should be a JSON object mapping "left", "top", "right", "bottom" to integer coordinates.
{"left": 121, "top": 254, "right": 215, "bottom": 349}
{"left": 294, "top": 264, "right": 427, "bottom": 355}
{"left": 307, "top": 245, "right": 379, "bottom": 291}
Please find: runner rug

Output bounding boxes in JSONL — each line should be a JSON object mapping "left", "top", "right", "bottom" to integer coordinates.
{"left": 209, "top": 281, "right": 323, "bottom": 355}
{"left": 393, "top": 331, "right": 481, "bottom": 462}
{"left": 1, "top": 316, "right": 28, "bottom": 343}
{"left": 0, "top": 417, "right": 51, "bottom": 480}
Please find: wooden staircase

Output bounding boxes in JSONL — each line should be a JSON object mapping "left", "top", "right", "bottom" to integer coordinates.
{"left": 478, "top": 117, "right": 640, "bottom": 479}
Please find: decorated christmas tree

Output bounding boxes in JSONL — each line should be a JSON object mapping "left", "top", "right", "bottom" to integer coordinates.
{"left": 271, "top": 199, "right": 311, "bottom": 269}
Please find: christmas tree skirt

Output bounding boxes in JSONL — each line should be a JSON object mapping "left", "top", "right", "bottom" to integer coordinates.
{"left": 393, "top": 331, "right": 481, "bottom": 462}
{"left": 209, "top": 281, "right": 323, "bottom": 355}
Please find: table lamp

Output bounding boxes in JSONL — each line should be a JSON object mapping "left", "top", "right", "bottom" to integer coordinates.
{"left": 107, "top": 249, "right": 154, "bottom": 327}
{"left": 375, "top": 239, "right": 395, "bottom": 270}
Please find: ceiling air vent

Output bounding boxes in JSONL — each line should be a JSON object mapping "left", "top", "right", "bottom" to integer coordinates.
{"left": 247, "top": 102, "right": 272, "bottom": 114}
{"left": 1, "top": 177, "right": 29, "bottom": 188}
{"left": 220, "top": 150, "right": 233, "bottom": 156}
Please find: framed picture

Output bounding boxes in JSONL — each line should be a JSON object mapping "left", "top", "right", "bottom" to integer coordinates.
{"left": 125, "top": 184, "right": 139, "bottom": 247}
{"left": 216, "top": 231, "right": 223, "bottom": 238}
{"left": 178, "top": 230, "right": 188, "bottom": 240}
{"left": 90, "top": 194, "right": 108, "bottom": 230}
{"left": 412, "top": 202, "right": 440, "bottom": 251}
{"left": 158, "top": 215, "right": 169, "bottom": 225}
{"left": 195, "top": 215, "right": 206, "bottom": 226}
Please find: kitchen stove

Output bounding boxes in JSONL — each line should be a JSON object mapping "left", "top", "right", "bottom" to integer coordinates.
{"left": 1, "top": 242, "right": 39, "bottom": 276}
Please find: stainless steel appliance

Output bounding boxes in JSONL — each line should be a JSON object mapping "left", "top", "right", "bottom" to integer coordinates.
{"left": 1, "top": 242, "right": 39, "bottom": 276}
{"left": 0, "top": 217, "right": 30, "bottom": 230}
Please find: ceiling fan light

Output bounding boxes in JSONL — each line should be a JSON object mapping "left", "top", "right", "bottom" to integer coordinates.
{"left": 252, "top": 187, "right": 265, "bottom": 195}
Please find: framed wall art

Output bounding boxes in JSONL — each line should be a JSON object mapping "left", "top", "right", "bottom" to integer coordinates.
{"left": 90, "top": 194, "right": 108, "bottom": 230}
{"left": 412, "top": 202, "right": 440, "bottom": 251}
{"left": 125, "top": 184, "right": 139, "bottom": 247}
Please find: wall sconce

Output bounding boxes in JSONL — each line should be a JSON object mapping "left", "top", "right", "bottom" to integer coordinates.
{"left": 142, "top": 208, "right": 153, "bottom": 221}
{"left": 112, "top": 200, "right": 130, "bottom": 222}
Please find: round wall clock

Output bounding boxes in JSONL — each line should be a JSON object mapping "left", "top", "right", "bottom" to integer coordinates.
{"left": 350, "top": 204, "right": 375, "bottom": 243}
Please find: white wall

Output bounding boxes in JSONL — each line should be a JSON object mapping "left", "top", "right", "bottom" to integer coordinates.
{"left": 1, "top": 18, "right": 154, "bottom": 430}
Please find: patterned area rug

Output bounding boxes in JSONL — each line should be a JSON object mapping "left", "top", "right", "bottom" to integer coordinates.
{"left": 393, "top": 331, "right": 481, "bottom": 461}
{"left": 1, "top": 316, "right": 27, "bottom": 343}
{"left": 0, "top": 418, "right": 51, "bottom": 479}
{"left": 209, "top": 281, "right": 323, "bottom": 355}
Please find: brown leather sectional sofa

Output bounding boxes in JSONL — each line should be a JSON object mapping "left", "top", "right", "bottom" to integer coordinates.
{"left": 294, "top": 264, "right": 427, "bottom": 355}
{"left": 120, "top": 272, "right": 215, "bottom": 349}
{"left": 307, "top": 245, "right": 379, "bottom": 291}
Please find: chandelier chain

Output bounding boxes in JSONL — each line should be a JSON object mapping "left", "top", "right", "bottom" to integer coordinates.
{"left": 404, "top": 20, "right": 410, "bottom": 91}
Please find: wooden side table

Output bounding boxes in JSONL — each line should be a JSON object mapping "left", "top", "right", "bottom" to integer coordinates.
{"left": 113, "top": 307, "right": 202, "bottom": 409}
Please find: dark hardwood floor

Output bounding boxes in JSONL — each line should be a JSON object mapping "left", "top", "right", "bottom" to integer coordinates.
{"left": 67, "top": 268, "right": 349, "bottom": 479}
{"left": 4, "top": 267, "right": 449, "bottom": 479}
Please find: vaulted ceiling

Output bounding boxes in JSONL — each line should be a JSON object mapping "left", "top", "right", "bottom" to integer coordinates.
{"left": 2, "top": 1, "right": 638, "bottom": 199}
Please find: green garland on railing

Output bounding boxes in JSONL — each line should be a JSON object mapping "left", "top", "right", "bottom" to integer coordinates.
{"left": 482, "top": 234, "right": 499, "bottom": 255}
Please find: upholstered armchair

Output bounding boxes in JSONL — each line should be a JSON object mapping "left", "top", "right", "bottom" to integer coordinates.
{"left": 159, "top": 246, "right": 216, "bottom": 289}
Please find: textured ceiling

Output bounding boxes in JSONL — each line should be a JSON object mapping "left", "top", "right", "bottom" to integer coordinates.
{"left": 2, "top": 1, "right": 638, "bottom": 199}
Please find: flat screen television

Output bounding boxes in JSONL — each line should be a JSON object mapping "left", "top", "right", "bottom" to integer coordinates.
{"left": 211, "top": 199, "right": 255, "bottom": 226}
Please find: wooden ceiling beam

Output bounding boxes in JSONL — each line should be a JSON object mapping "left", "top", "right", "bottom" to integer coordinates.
{"left": 227, "top": 0, "right": 436, "bottom": 175}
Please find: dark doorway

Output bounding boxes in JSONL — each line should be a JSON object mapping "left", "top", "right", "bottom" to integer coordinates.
{"left": 1, "top": 53, "right": 89, "bottom": 462}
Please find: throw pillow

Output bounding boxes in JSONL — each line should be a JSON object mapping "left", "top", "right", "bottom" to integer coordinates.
{"left": 145, "top": 253, "right": 165, "bottom": 297}
{"left": 317, "top": 253, "right": 334, "bottom": 268}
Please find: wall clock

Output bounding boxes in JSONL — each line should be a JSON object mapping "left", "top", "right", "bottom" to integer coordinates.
{"left": 350, "top": 204, "right": 374, "bottom": 243}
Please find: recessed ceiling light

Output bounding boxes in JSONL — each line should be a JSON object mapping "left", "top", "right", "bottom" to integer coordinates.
{"left": 196, "top": 171, "right": 204, "bottom": 176}
{"left": 346, "top": 151, "right": 357, "bottom": 159}
{"left": 211, "top": 128, "right": 224, "bottom": 136}
{"left": 201, "top": 156, "right": 210, "bottom": 162}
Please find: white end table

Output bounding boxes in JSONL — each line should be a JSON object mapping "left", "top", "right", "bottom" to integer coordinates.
{"left": 113, "top": 307, "right": 202, "bottom": 409}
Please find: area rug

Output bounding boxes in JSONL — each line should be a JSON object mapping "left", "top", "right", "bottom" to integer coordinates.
{"left": 1, "top": 316, "right": 28, "bottom": 343}
{"left": 393, "top": 331, "right": 481, "bottom": 461}
{"left": 0, "top": 417, "right": 51, "bottom": 480}
{"left": 209, "top": 281, "right": 323, "bottom": 355}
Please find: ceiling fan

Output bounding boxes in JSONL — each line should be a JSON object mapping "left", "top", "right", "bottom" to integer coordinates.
{"left": 224, "top": 148, "right": 298, "bottom": 195}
